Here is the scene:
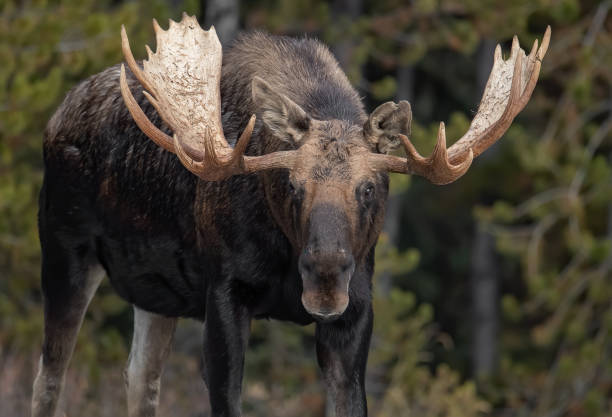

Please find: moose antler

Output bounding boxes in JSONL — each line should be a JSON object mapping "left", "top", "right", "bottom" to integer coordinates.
{"left": 369, "top": 27, "right": 551, "bottom": 185}
{"left": 120, "top": 13, "right": 297, "bottom": 181}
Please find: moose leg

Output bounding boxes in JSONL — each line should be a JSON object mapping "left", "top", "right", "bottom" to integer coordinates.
{"left": 201, "top": 283, "right": 251, "bottom": 417}
{"left": 316, "top": 305, "right": 373, "bottom": 417}
{"left": 125, "top": 306, "right": 177, "bottom": 417}
{"left": 32, "top": 259, "right": 104, "bottom": 417}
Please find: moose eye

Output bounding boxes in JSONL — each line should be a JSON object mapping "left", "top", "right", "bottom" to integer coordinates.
{"left": 363, "top": 184, "right": 375, "bottom": 200}
{"left": 288, "top": 181, "right": 296, "bottom": 194}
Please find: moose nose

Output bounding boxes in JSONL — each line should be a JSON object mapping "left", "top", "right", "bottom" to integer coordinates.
{"left": 298, "top": 247, "right": 354, "bottom": 322}
{"left": 298, "top": 247, "right": 355, "bottom": 279}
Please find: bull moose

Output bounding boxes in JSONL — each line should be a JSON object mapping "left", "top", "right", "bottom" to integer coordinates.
{"left": 32, "top": 13, "right": 550, "bottom": 417}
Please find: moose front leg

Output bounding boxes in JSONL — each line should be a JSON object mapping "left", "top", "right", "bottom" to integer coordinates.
{"left": 125, "top": 306, "right": 177, "bottom": 417}
{"left": 202, "top": 283, "right": 251, "bottom": 417}
{"left": 316, "top": 305, "right": 373, "bottom": 417}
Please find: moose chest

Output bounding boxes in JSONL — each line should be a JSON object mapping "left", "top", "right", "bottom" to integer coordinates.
{"left": 96, "top": 226, "right": 309, "bottom": 324}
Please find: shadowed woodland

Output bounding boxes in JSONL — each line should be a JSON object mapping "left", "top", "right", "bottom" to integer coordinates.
{"left": 1, "top": 0, "right": 612, "bottom": 416}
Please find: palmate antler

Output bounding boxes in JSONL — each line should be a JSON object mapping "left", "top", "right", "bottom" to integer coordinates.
{"left": 119, "top": 13, "right": 297, "bottom": 181}
{"left": 369, "top": 27, "right": 551, "bottom": 185}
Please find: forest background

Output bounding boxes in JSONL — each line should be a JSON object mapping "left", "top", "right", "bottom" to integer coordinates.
{"left": 1, "top": 0, "right": 611, "bottom": 416}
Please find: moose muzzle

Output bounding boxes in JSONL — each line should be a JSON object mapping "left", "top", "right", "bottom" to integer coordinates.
{"left": 298, "top": 204, "right": 355, "bottom": 321}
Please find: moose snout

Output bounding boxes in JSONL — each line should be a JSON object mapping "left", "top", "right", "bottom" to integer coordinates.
{"left": 298, "top": 247, "right": 355, "bottom": 322}
{"left": 298, "top": 247, "right": 355, "bottom": 279}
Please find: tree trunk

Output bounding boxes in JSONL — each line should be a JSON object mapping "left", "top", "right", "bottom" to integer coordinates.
{"left": 331, "top": 0, "right": 363, "bottom": 74}
{"left": 608, "top": 150, "right": 612, "bottom": 238}
{"left": 471, "top": 222, "right": 499, "bottom": 378}
{"left": 202, "top": 0, "right": 239, "bottom": 45}
{"left": 471, "top": 38, "right": 499, "bottom": 379}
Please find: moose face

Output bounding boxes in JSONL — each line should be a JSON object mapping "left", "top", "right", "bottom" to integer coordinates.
{"left": 288, "top": 128, "right": 389, "bottom": 321}
{"left": 253, "top": 77, "right": 408, "bottom": 321}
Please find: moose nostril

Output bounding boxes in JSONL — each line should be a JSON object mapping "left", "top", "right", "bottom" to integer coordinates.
{"left": 340, "top": 255, "right": 355, "bottom": 274}
{"left": 298, "top": 252, "right": 314, "bottom": 276}
{"left": 300, "top": 247, "right": 354, "bottom": 277}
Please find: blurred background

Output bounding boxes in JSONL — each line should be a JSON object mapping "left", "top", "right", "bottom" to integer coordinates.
{"left": 1, "top": 0, "right": 611, "bottom": 416}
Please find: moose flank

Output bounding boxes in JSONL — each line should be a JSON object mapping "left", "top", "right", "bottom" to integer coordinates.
{"left": 32, "top": 13, "right": 550, "bottom": 417}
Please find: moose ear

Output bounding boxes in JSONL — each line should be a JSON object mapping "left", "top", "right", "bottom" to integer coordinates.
{"left": 252, "top": 76, "right": 311, "bottom": 145}
{"left": 364, "top": 101, "right": 412, "bottom": 154}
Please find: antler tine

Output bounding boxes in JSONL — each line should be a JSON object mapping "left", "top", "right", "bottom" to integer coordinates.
{"left": 152, "top": 18, "right": 163, "bottom": 42}
{"left": 202, "top": 127, "right": 223, "bottom": 168}
{"left": 395, "top": 123, "right": 473, "bottom": 185}
{"left": 121, "top": 26, "right": 156, "bottom": 96}
{"left": 529, "top": 38, "right": 539, "bottom": 60}
{"left": 119, "top": 64, "right": 175, "bottom": 154}
{"left": 511, "top": 35, "right": 520, "bottom": 58}
{"left": 230, "top": 115, "right": 256, "bottom": 163}
{"left": 539, "top": 26, "right": 551, "bottom": 59}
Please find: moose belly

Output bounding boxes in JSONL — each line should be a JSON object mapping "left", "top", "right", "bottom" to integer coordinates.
{"left": 96, "top": 234, "right": 207, "bottom": 319}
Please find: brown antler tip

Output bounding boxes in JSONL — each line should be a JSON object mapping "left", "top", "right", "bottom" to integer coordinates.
{"left": 494, "top": 44, "right": 502, "bottom": 62}
{"left": 528, "top": 38, "right": 538, "bottom": 59}
{"left": 152, "top": 18, "right": 161, "bottom": 33}
{"left": 231, "top": 114, "right": 257, "bottom": 161}
{"left": 539, "top": 26, "right": 551, "bottom": 60}
{"left": 247, "top": 113, "right": 257, "bottom": 128}
{"left": 145, "top": 44, "right": 153, "bottom": 59}
{"left": 238, "top": 114, "right": 256, "bottom": 144}
{"left": 511, "top": 35, "right": 520, "bottom": 57}
{"left": 435, "top": 121, "right": 447, "bottom": 150}
{"left": 428, "top": 121, "right": 448, "bottom": 163}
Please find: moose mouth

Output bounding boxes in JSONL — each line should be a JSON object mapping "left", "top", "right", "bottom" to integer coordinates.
{"left": 300, "top": 284, "right": 350, "bottom": 322}
{"left": 298, "top": 254, "right": 355, "bottom": 322}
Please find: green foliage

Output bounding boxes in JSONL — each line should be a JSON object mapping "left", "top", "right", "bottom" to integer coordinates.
{"left": 371, "top": 289, "right": 490, "bottom": 417}
{"left": 375, "top": 233, "right": 420, "bottom": 276}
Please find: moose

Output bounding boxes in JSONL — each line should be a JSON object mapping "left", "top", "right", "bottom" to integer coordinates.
{"left": 33, "top": 13, "right": 550, "bottom": 417}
